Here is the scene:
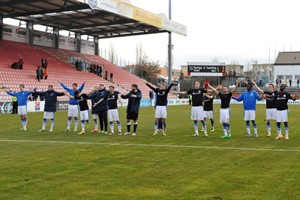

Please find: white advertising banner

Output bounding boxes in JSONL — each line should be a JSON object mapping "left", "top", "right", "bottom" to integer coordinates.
{"left": 81, "top": 40, "right": 95, "bottom": 55}
{"left": 3, "top": 24, "right": 27, "bottom": 43}
{"left": 59, "top": 35, "right": 76, "bottom": 51}
{"left": 33, "top": 31, "right": 54, "bottom": 47}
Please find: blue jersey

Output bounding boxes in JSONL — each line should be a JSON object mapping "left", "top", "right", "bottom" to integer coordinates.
{"left": 232, "top": 90, "right": 261, "bottom": 110}
{"left": 60, "top": 82, "right": 85, "bottom": 105}
{"left": 6, "top": 91, "right": 32, "bottom": 106}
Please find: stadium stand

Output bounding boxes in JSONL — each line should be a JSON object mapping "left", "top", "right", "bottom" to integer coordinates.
{"left": 0, "top": 40, "right": 123, "bottom": 101}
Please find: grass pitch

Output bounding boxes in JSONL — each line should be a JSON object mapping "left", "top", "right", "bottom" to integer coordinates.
{"left": 0, "top": 105, "right": 299, "bottom": 200}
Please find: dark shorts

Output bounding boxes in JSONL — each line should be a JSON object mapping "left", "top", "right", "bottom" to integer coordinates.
{"left": 127, "top": 111, "right": 138, "bottom": 121}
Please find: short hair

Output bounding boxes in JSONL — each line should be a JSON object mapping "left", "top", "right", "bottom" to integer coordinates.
{"left": 72, "top": 83, "right": 78, "bottom": 87}
{"left": 131, "top": 84, "right": 138, "bottom": 89}
{"left": 109, "top": 86, "right": 114, "bottom": 89}
{"left": 99, "top": 84, "right": 104, "bottom": 87}
{"left": 48, "top": 85, "right": 53, "bottom": 88}
{"left": 19, "top": 84, "right": 25, "bottom": 88}
{"left": 269, "top": 83, "right": 274, "bottom": 88}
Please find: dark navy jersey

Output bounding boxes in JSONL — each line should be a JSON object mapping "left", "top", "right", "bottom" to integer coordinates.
{"left": 263, "top": 91, "right": 277, "bottom": 109}
{"left": 187, "top": 88, "right": 207, "bottom": 106}
{"left": 89, "top": 89, "right": 109, "bottom": 112}
{"left": 275, "top": 91, "right": 294, "bottom": 111}
{"left": 107, "top": 91, "right": 120, "bottom": 110}
{"left": 219, "top": 92, "right": 232, "bottom": 108}
{"left": 146, "top": 83, "right": 173, "bottom": 106}
{"left": 121, "top": 89, "right": 142, "bottom": 114}
{"left": 204, "top": 96, "right": 214, "bottom": 111}
{"left": 33, "top": 90, "right": 64, "bottom": 112}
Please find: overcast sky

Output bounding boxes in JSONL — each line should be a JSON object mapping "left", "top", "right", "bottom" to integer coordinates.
{"left": 4, "top": 0, "right": 300, "bottom": 69}
{"left": 99, "top": 0, "right": 300, "bottom": 69}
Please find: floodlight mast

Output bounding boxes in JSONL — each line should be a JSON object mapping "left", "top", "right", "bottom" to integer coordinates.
{"left": 168, "top": 0, "right": 172, "bottom": 85}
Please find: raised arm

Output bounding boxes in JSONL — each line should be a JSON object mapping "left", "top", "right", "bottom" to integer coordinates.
{"left": 6, "top": 91, "right": 17, "bottom": 96}
{"left": 78, "top": 81, "right": 86, "bottom": 92}
{"left": 166, "top": 83, "right": 174, "bottom": 93}
{"left": 203, "top": 93, "right": 214, "bottom": 99}
{"left": 207, "top": 83, "right": 219, "bottom": 95}
{"left": 252, "top": 80, "right": 264, "bottom": 93}
{"left": 59, "top": 81, "right": 70, "bottom": 92}
{"left": 231, "top": 80, "right": 239, "bottom": 94}
{"left": 145, "top": 83, "right": 156, "bottom": 91}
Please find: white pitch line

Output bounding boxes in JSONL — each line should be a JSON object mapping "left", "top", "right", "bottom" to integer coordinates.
{"left": 1, "top": 139, "right": 300, "bottom": 152}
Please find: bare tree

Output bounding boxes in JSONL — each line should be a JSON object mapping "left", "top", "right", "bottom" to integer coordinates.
{"left": 134, "top": 43, "right": 160, "bottom": 83}
{"left": 108, "top": 43, "right": 117, "bottom": 64}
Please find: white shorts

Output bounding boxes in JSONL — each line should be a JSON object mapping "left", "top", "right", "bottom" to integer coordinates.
{"left": 108, "top": 109, "right": 120, "bottom": 121}
{"left": 92, "top": 114, "right": 98, "bottom": 120}
{"left": 266, "top": 108, "right": 276, "bottom": 120}
{"left": 18, "top": 106, "right": 27, "bottom": 115}
{"left": 276, "top": 110, "right": 288, "bottom": 122}
{"left": 43, "top": 112, "right": 54, "bottom": 119}
{"left": 68, "top": 105, "right": 79, "bottom": 117}
{"left": 244, "top": 110, "right": 256, "bottom": 121}
{"left": 80, "top": 110, "right": 89, "bottom": 121}
{"left": 220, "top": 108, "right": 230, "bottom": 123}
{"left": 191, "top": 106, "right": 204, "bottom": 120}
{"left": 204, "top": 110, "right": 214, "bottom": 119}
{"left": 155, "top": 106, "right": 167, "bottom": 118}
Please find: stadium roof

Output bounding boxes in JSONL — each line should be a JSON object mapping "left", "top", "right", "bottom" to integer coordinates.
{"left": 0, "top": 0, "right": 187, "bottom": 39}
{"left": 274, "top": 51, "right": 300, "bottom": 65}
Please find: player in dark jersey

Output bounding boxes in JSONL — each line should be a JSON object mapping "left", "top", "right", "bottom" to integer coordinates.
{"left": 253, "top": 82, "right": 277, "bottom": 136}
{"left": 74, "top": 90, "right": 90, "bottom": 135}
{"left": 146, "top": 82, "right": 173, "bottom": 136}
{"left": 203, "top": 90, "right": 214, "bottom": 132}
{"left": 94, "top": 86, "right": 122, "bottom": 135}
{"left": 89, "top": 86, "right": 100, "bottom": 133}
{"left": 121, "top": 84, "right": 142, "bottom": 136}
{"left": 273, "top": 84, "right": 298, "bottom": 140}
{"left": 89, "top": 84, "right": 109, "bottom": 134}
{"left": 208, "top": 80, "right": 238, "bottom": 138}
{"left": 186, "top": 81, "right": 207, "bottom": 136}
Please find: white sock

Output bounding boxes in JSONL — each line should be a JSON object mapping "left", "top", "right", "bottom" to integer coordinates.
{"left": 254, "top": 127, "right": 258, "bottom": 135}
{"left": 285, "top": 128, "right": 289, "bottom": 137}
{"left": 81, "top": 121, "right": 85, "bottom": 132}
{"left": 223, "top": 128, "right": 228, "bottom": 136}
{"left": 246, "top": 127, "right": 251, "bottom": 135}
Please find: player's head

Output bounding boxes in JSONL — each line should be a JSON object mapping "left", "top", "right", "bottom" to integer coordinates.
{"left": 194, "top": 81, "right": 200, "bottom": 89}
{"left": 131, "top": 84, "right": 138, "bottom": 91}
{"left": 247, "top": 81, "right": 253, "bottom": 91}
{"left": 109, "top": 86, "right": 114, "bottom": 92}
{"left": 19, "top": 84, "right": 25, "bottom": 91}
{"left": 279, "top": 84, "right": 286, "bottom": 91}
{"left": 72, "top": 83, "right": 78, "bottom": 90}
{"left": 48, "top": 85, "right": 54, "bottom": 91}
{"left": 160, "top": 84, "right": 166, "bottom": 90}
{"left": 99, "top": 84, "right": 104, "bottom": 90}
{"left": 223, "top": 86, "right": 229, "bottom": 93}
{"left": 268, "top": 84, "right": 275, "bottom": 92}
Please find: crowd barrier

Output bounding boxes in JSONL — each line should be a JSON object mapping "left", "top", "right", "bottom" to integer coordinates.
{"left": 1, "top": 99, "right": 300, "bottom": 114}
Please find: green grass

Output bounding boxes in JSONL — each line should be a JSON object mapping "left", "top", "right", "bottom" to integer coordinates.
{"left": 0, "top": 105, "right": 299, "bottom": 200}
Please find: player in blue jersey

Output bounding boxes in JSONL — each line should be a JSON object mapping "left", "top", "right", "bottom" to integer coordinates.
{"left": 60, "top": 81, "right": 85, "bottom": 132}
{"left": 33, "top": 85, "right": 66, "bottom": 132}
{"left": 232, "top": 81, "right": 261, "bottom": 137}
{"left": 6, "top": 84, "right": 33, "bottom": 131}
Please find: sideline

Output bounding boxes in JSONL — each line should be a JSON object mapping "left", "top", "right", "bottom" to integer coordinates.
{"left": 1, "top": 139, "right": 300, "bottom": 152}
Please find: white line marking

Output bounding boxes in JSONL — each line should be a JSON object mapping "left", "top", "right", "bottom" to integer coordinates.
{"left": 1, "top": 139, "right": 300, "bottom": 152}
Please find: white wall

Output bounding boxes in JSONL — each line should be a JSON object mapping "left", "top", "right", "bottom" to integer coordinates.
{"left": 274, "top": 65, "right": 300, "bottom": 86}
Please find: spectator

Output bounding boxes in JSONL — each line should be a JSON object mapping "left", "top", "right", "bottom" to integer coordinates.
{"left": 18, "top": 57, "right": 23, "bottom": 70}
{"left": 44, "top": 69, "right": 48, "bottom": 80}
{"left": 110, "top": 72, "right": 113, "bottom": 82}
{"left": 276, "top": 78, "right": 279, "bottom": 87}
{"left": 11, "top": 62, "right": 19, "bottom": 69}
{"left": 105, "top": 70, "right": 108, "bottom": 80}
{"left": 36, "top": 66, "right": 43, "bottom": 82}
{"left": 297, "top": 79, "right": 300, "bottom": 88}
{"left": 41, "top": 58, "right": 46, "bottom": 68}
{"left": 259, "top": 79, "right": 262, "bottom": 87}
{"left": 289, "top": 79, "right": 292, "bottom": 87}
{"left": 99, "top": 65, "right": 103, "bottom": 77}
{"left": 11, "top": 93, "right": 18, "bottom": 114}
{"left": 75, "top": 60, "right": 79, "bottom": 70}
{"left": 45, "top": 58, "right": 48, "bottom": 69}
{"left": 279, "top": 79, "right": 282, "bottom": 84}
